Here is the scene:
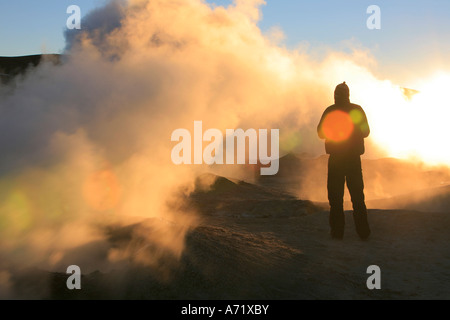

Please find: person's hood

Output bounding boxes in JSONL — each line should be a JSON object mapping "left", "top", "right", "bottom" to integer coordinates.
{"left": 334, "top": 82, "right": 350, "bottom": 104}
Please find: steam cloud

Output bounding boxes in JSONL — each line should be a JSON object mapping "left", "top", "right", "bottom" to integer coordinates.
{"left": 0, "top": 0, "right": 449, "bottom": 297}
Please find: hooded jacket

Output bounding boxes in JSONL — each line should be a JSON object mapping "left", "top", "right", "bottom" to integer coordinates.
{"left": 317, "top": 83, "right": 370, "bottom": 156}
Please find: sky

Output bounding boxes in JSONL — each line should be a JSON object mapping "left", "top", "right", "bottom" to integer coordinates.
{"left": 0, "top": 0, "right": 449, "bottom": 299}
{"left": 1, "top": 0, "right": 450, "bottom": 85}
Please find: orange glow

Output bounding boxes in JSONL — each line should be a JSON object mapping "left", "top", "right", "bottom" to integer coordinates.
{"left": 322, "top": 110, "right": 354, "bottom": 142}
{"left": 83, "top": 169, "right": 122, "bottom": 211}
{"left": 352, "top": 72, "right": 450, "bottom": 165}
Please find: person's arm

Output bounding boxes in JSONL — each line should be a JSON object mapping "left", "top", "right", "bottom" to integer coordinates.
{"left": 359, "top": 107, "right": 370, "bottom": 138}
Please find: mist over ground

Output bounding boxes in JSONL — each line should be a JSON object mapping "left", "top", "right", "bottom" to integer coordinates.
{"left": 0, "top": 0, "right": 449, "bottom": 299}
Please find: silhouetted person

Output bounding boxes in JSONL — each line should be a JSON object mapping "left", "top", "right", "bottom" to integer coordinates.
{"left": 317, "top": 82, "right": 371, "bottom": 240}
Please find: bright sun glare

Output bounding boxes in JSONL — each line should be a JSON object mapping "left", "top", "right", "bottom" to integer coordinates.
{"left": 358, "top": 72, "right": 450, "bottom": 166}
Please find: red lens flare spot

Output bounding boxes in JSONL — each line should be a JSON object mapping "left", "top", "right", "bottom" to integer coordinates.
{"left": 322, "top": 110, "right": 354, "bottom": 142}
{"left": 83, "top": 170, "right": 122, "bottom": 211}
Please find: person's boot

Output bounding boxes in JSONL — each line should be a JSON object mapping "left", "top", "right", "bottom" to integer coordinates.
{"left": 329, "top": 206, "right": 345, "bottom": 240}
{"left": 353, "top": 210, "right": 371, "bottom": 240}
{"left": 330, "top": 228, "right": 344, "bottom": 240}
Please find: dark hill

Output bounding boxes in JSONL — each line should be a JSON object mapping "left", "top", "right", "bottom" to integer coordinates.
{"left": 190, "top": 173, "right": 321, "bottom": 218}
{"left": 0, "top": 54, "right": 61, "bottom": 83}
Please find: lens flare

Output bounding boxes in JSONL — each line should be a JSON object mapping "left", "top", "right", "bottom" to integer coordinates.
{"left": 0, "top": 190, "right": 32, "bottom": 234}
{"left": 322, "top": 110, "right": 354, "bottom": 142}
{"left": 349, "top": 109, "right": 363, "bottom": 124}
{"left": 82, "top": 169, "right": 122, "bottom": 212}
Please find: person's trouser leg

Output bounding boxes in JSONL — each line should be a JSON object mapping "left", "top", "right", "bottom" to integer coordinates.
{"left": 346, "top": 156, "right": 371, "bottom": 240}
{"left": 328, "top": 155, "right": 346, "bottom": 238}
